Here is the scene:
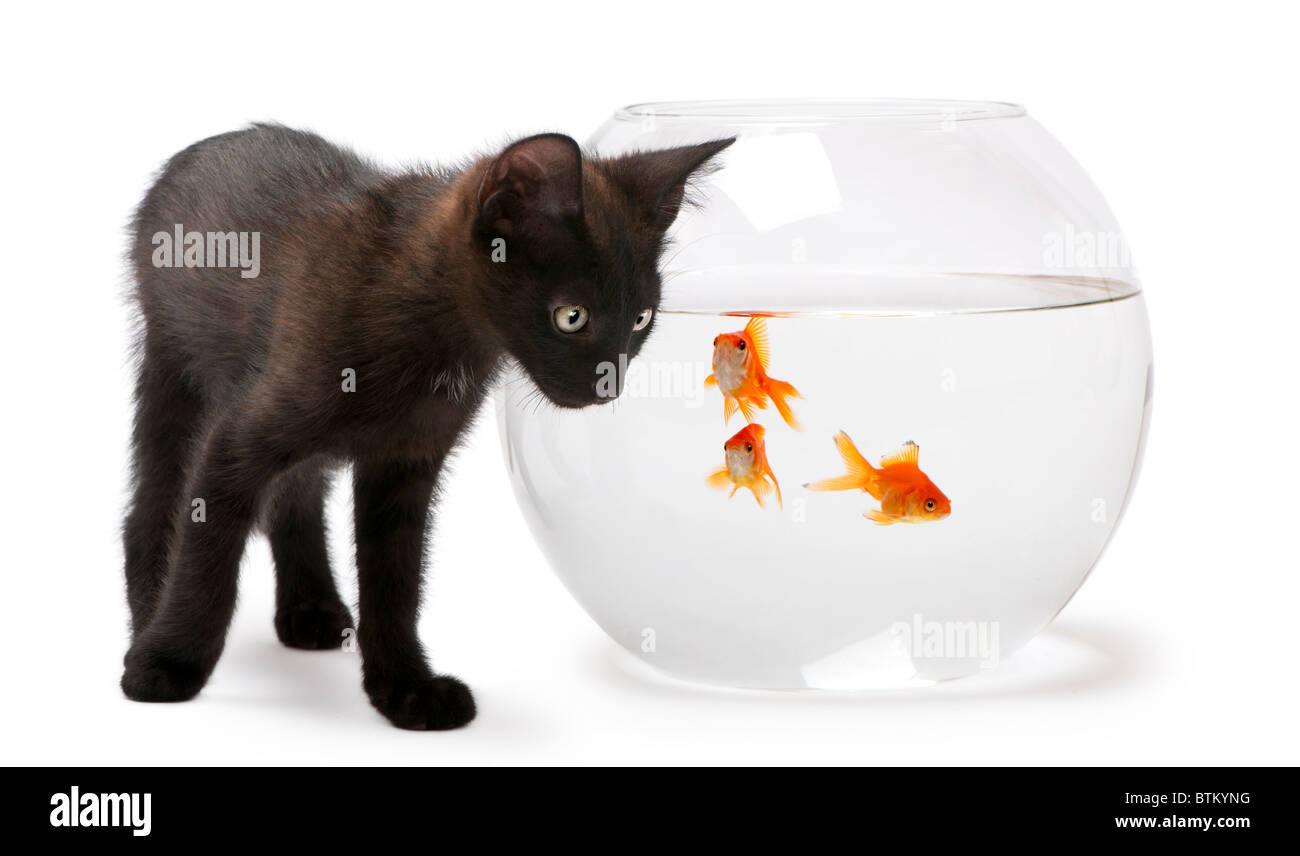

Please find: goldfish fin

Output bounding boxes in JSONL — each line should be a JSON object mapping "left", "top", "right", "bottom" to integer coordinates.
{"left": 805, "top": 431, "right": 877, "bottom": 494}
{"left": 743, "top": 316, "right": 771, "bottom": 371}
{"left": 768, "top": 473, "right": 783, "bottom": 510}
{"left": 803, "top": 474, "right": 863, "bottom": 492}
{"left": 749, "top": 477, "right": 771, "bottom": 508}
{"left": 738, "top": 397, "right": 758, "bottom": 424}
{"left": 865, "top": 509, "right": 900, "bottom": 526}
{"left": 766, "top": 378, "right": 801, "bottom": 430}
{"left": 880, "top": 440, "right": 920, "bottom": 469}
{"left": 723, "top": 396, "right": 738, "bottom": 424}
{"left": 729, "top": 485, "right": 739, "bottom": 499}
{"left": 835, "top": 431, "right": 876, "bottom": 480}
{"left": 706, "top": 467, "right": 732, "bottom": 490}
{"left": 704, "top": 373, "right": 717, "bottom": 388}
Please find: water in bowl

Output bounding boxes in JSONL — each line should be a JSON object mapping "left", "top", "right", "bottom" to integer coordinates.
{"left": 499, "top": 273, "right": 1152, "bottom": 689}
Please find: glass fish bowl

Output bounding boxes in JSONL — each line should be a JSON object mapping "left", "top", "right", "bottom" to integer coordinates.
{"left": 498, "top": 99, "right": 1152, "bottom": 689}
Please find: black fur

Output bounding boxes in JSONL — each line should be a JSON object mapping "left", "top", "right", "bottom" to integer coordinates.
{"left": 121, "top": 124, "right": 732, "bottom": 729}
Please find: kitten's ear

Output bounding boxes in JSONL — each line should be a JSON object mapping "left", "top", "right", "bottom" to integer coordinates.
{"left": 475, "top": 134, "right": 583, "bottom": 239}
{"left": 607, "top": 137, "right": 736, "bottom": 232}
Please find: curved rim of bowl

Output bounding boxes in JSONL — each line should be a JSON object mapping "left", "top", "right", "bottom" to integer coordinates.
{"left": 614, "top": 97, "right": 1026, "bottom": 124}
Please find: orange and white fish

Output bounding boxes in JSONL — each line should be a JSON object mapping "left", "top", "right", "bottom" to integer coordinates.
{"left": 707, "top": 423, "right": 783, "bottom": 509}
{"left": 704, "top": 316, "right": 801, "bottom": 429}
{"left": 804, "top": 431, "right": 950, "bottom": 525}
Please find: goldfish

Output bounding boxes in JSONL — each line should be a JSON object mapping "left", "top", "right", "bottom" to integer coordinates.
{"left": 704, "top": 316, "right": 801, "bottom": 429}
{"left": 707, "top": 423, "right": 783, "bottom": 509}
{"left": 804, "top": 431, "right": 950, "bottom": 525}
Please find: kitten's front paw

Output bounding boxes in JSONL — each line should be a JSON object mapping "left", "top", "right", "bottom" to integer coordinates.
{"left": 364, "top": 674, "right": 477, "bottom": 730}
{"left": 275, "top": 599, "right": 354, "bottom": 650}
{"left": 121, "top": 645, "right": 208, "bottom": 702}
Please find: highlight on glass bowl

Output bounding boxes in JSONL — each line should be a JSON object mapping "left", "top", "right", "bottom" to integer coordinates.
{"left": 498, "top": 98, "right": 1152, "bottom": 689}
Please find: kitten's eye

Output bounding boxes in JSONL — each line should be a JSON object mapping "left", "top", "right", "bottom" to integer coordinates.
{"left": 633, "top": 308, "right": 653, "bottom": 331}
{"left": 553, "top": 305, "right": 589, "bottom": 333}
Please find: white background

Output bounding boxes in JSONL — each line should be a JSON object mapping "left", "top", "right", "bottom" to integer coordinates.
{"left": 2, "top": 1, "right": 1296, "bottom": 765}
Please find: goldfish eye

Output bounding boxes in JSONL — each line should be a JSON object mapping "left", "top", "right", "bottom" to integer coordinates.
{"left": 737, "top": 340, "right": 746, "bottom": 351}
{"left": 745, "top": 443, "right": 753, "bottom": 452}
{"left": 925, "top": 499, "right": 936, "bottom": 511}
{"left": 713, "top": 336, "right": 719, "bottom": 347}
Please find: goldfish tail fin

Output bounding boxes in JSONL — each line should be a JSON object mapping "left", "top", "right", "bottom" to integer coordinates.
{"left": 706, "top": 467, "right": 732, "bottom": 490}
{"left": 834, "top": 431, "right": 878, "bottom": 495}
{"left": 803, "top": 474, "right": 863, "bottom": 492}
{"left": 865, "top": 509, "right": 899, "bottom": 526}
{"left": 766, "top": 378, "right": 801, "bottom": 430}
{"left": 804, "top": 431, "right": 877, "bottom": 493}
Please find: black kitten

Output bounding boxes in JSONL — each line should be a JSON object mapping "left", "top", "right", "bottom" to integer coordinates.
{"left": 122, "top": 123, "right": 732, "bottom": 729}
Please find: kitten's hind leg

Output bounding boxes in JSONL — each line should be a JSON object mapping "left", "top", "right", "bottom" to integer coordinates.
{"left": 122, "top": 407, "right": 293, "bottom": 703}
{"left": 265, "top": 464, "right": 354, "bottom": 650}
{"left": 123, "top": 341, "right": 204, "bottom": 637}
